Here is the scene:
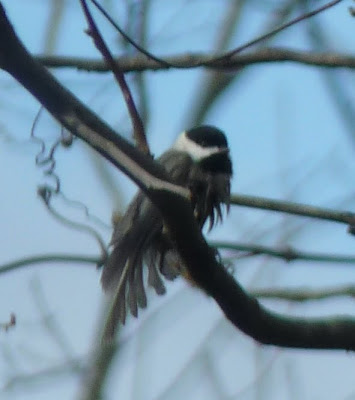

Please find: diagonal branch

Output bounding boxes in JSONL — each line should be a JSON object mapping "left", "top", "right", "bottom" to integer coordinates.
{"left": 207, "top": 0, "right": 344, "bottom": 64}
{"left": 0, "top": 313, "right": 16, "bottom": 332}
{"left": 79, "top": 0, "right": 149, "bottom": 154}
{"left": 89, "top": 0, "right": 173, "bottom": 68}
{"left": 2, "top": 2, "right": 355, "bottom": 350}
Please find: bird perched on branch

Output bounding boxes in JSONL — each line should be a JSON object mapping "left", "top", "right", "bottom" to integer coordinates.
{"left": 101, "top": 125, "right": 232, "bottom": 333}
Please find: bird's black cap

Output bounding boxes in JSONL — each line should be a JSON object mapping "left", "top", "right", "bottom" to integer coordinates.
{"left": 186, "top": 126, "right": 228, "bottom": 148}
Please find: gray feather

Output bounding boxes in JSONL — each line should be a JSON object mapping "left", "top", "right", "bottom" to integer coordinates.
{"left": 101, "top": 149, "right": 231, "bottom": 338}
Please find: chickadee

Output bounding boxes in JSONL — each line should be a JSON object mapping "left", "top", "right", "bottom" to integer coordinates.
{"left": 101, "top": 125, "right": 232, "bottom": 326}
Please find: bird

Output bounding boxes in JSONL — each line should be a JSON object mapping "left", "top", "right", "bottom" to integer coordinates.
{"left": 101, "top": 125, "right": 232, "bottom": 335}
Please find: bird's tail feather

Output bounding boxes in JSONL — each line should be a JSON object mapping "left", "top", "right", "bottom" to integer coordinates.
{"left": 101, "top": 231, "right": 169, "bottom": 340}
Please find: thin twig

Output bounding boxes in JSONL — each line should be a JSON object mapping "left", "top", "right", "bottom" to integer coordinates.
{"left": 251, "top": 284, "right": 355, "bottom": 302}
{"left": 302, "top": 0, "right": 355, "bottom": 146}
{"left": 0, "top": 313, "right": 16, "bottom": 332}
{"left": 90, "top": 0, "right": 173, "bottom": 68}
{"left": 1, "top": 238, "right": 355, "bottom": 278}
{"left": 3, "top": 360, "right": 85, "bottom": 391}
{"left": 231, "top": 194, "right": 355, "bottom": 233}
{"left": 30, "top": 107, "right": 61, "bottom": 193}
{"left": 185, "top": 0, "right": 247, "bottom": 128}
{"left": 30, "top": 278, "right": 82, "bottom": 372}
{"left": 80, "top": 0, "right": 149, "bottom": 154}
{"left": 77, "top": 299, "right": 121, "bottom": 400}
{"left": 185, "top": 0, "right": 296, "bottom": 128}
{"left": 127, "top": 0, "right": 150, "bottom": 126}
{"left": 207, "top": 0, "right": 344, "bottom": 64}
{"left": 212, "top": 241, "right": 355, "bottom": 264}
{"left": 0, "top": 254, "right": 100, "bottom": 275}
{"left": 89, "top": 0, "right": 344, "bottom": 73}
{"left": 38, "top": 186, "right": 108, "bottom": 259}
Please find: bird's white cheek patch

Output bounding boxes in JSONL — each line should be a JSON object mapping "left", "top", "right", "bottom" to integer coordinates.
{"left": 173, "top": 131, "right": 221, "bottom": 161}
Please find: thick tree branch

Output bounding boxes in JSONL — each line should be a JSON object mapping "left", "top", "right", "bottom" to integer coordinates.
{"left": 0, "top": 4, "right": 185, "bottom": 199}
{"left": 2, "top": 3, "right": 355, "bottom": 350}
{"left": 36, "top": 48, "right": 355, "bottom": 72}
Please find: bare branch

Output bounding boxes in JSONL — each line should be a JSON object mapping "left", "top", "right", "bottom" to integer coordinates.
{"left": 79, "top": 0, "right": 149, "bottom": 155}
{"left": 252, "top": 284, "right": 355, "bottom": 302}
{"left": 0, "top": 313, "right": 16, "bottom": 332}
{"left": 38, "top": 186, "right": 107, "bottom": 259}
{"left": 0, "top": 254, "right": 100, "bottom": 275}
{"left": 3, "top": 360, "right": 84, "bottom": 391}
{"left": 30, "top": 279, "right": 82, "bottom": 372}
{"left": 87, "top": 0, "right": 346, "bottom": 73}
{"left": 208, "top": 0, "right": 344, "bottom": 64}
{"left": 231, "top": 194, "right": 355, "bottom": 233}
{"left": 185, "top": 0, "right": 247, "bottom": 128}
{"left": 77, "top": 342, "right": 117, "bottom": 400}
{"left": 302, "top": 0, "right": 355, "bottom": 146}
{"left": 36, "top": 48, "right": 355, "bottom": 72}
{"left": 89, "top": 0, "right": 172, "bottom": 68}
{"left": 213, "top": 241, "right": 355, "bottom": 264}
{"left": 2, "top": 237, "right": 355, "bottom": 278}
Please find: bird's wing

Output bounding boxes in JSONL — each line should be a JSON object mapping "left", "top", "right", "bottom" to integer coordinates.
{"left": 101, "top": 150, "right": 194, "bottom": 328}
